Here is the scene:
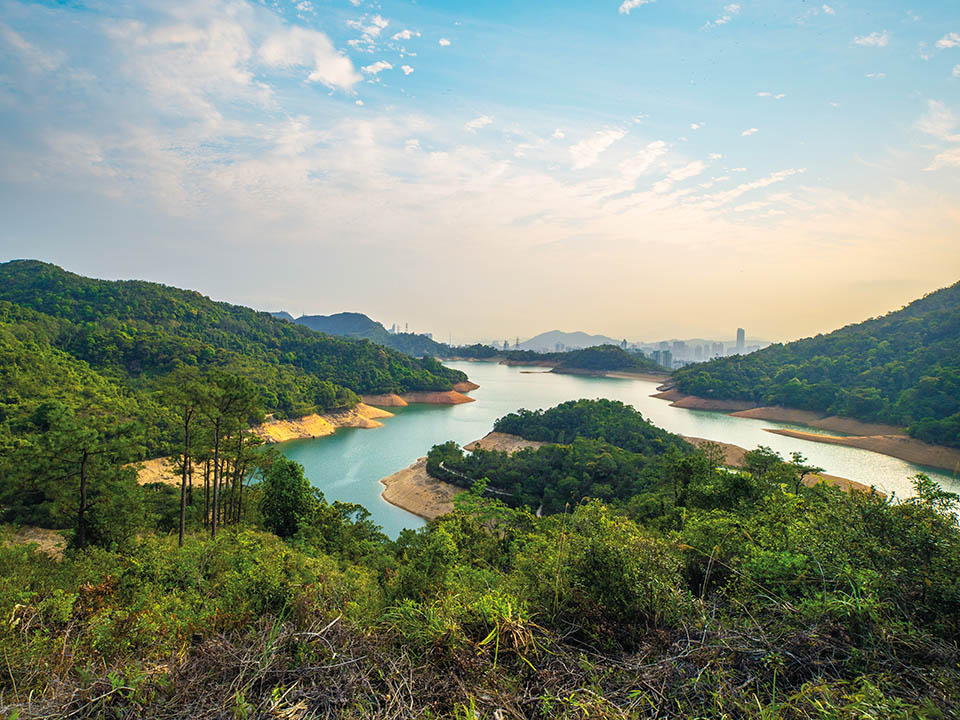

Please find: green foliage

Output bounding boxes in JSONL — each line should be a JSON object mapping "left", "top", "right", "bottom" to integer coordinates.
{"left": 258, "top": 453, "right": 315, "bottom": 538}
{"left": 673, "top": 279, "right": 960, "bottom": 447}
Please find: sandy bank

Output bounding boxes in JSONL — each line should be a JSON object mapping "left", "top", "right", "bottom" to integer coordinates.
{"left": 652, "top": 389, "right": 755, "bottom": 412}
{"left": 362, "top": 393, "right": 408, "bottom": 407}
{"left": 453, "top": 381, "right": 480, "bottom": 392}
{"left": 682, "top": 436, "right": 875, "bottom": 494}
{"left": 764, "top": 429, "right": 960, "bottom": 474}
{"left": 400, "top": 390, "right": 475, "bottom": 405}
{"left": 252, "top": 403, "right": 394, "bottom": 444}
{"left": 381, "top": 433, "right": 547, "bottom": 519}
{"left": 380, "top": 458, "right": 460, "bottom": 520}
{"left": 464, "top": 431, "right": 548, "bottom": 453}
{"left": 136, "top": 457, "right": 184, "bottom": 486}
{"left": 730, "top": 406, "right": 903, "bottom": 436}
{"left": 3, "top": 526, "right": 66, "bottom": 560}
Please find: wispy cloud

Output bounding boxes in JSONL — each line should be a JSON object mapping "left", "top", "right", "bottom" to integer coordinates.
{"left": 400, "top": 65, "right": 414, "bottom": 75}
{"left": 741, "top": 128, "right": 759, "bottom": 136}
{"left": 936, "top": 32, "right": 960, "bottom": 49}
{"left": 570, "top": 128, "right": 627, "bottom": 169}
{"left": 361, "top": 60, "right": 392, "bottom": 75}
{"left": 392, "top": 29, "right": 420, "bottom": 41}
{"left": 822, "top": 5, "right": 835, "bottom": 15}
{"left": 618, "top": 0, "right": 655, "bottom": 16}
{"left": 438, "top": 38, "right": 451, "bottom": 46}
{"left": 464, "top": 115, "right": 494, "bottom": 132}
{"left": 704, "top": 4, "right": 741, "bottom": 29}
{"left": 853, "top": 31, "right": 889, "bottom": 47}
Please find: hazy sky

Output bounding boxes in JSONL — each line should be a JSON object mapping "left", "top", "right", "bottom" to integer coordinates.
{"left": 1, "top": 0, "right": 959, "bottom": 344}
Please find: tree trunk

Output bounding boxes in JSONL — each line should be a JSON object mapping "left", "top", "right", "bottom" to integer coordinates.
{"left": 212, "top": 419, "right": 221, "bottom": 538}
{"left": 77, "top": 449, "right": 89, "bottom": 548}
{"left": 203, "top": 458, "right": 210, "bottom": 529}
{"left": 179, "top": 410, "right": 191, "bottom": 547}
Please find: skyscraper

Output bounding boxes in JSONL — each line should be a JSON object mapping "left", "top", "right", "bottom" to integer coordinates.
{"left": 736, "top": 327, "right": 745, "bottom": 353}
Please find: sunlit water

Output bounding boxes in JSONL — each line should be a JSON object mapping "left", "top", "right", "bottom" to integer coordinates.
{"left": 280, "top": 361, "right": 959, "bottom": 537}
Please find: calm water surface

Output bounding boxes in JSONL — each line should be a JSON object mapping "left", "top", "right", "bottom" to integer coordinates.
{"left": 281, "top": 361, "right": 959, "bottom": 537}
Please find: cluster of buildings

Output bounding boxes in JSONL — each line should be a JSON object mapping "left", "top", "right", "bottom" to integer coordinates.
{"left": 639, "top": 328, "right": 765, "bottom": 370}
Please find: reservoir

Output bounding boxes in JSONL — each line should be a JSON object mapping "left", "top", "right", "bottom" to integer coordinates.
{"left": 280, "top": 361, "right": 959, "bottom": 537}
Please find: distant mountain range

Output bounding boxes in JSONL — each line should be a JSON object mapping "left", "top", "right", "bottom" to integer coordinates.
{"left": 519, "top": 330, "right": 623, "bottom": 352}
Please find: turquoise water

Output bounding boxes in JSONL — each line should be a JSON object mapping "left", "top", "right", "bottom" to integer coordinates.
{"left": 280, "top": 361, "right": 959, "bottom": 538}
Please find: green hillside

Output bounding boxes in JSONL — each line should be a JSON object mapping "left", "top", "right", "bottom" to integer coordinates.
{"left": 0, "top": 260, "right": 466, "bottom": 413}
{"left": 674, "top": 281, "right": 960, "bottom": 447}
{"left": 295, "top": 311, "right": 447, "bottom": 357}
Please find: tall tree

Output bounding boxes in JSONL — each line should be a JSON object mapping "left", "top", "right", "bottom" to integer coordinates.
{"left": 160, "top": 367, "right": 205, "bottom": 546}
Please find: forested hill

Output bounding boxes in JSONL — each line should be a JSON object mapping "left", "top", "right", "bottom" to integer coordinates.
{"left": 449, "top": 343, "right": 667, "bottom": 372}
{"left": 295, "top": 311, "right": 447, "bottom": 357}
{"left": 673, "top": 280, "right": 960, "bottom": 447}
{"left": 0, "top": 260, "right": 466, "bottom": 418}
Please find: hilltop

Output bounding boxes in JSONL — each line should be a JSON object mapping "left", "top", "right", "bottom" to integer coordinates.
{"left": 294, "top": 311, "right": 446, "bottom": 357}
{"left": 673, "top": 279, "right": 960, "bottom": 448}
{"left": 518, "top": 329, "right": 621, "bottom": 352}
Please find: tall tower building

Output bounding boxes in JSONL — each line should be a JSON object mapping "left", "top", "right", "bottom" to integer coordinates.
{"left": 736, "top": 327, "right": 745, "bottom": 353}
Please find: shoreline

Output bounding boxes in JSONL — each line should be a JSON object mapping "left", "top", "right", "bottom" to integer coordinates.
{"left": 379, "top": 429, "right": 879, "bottom": 521}
{"left": 652, "top": 389, "right": 959, "bottom": 473}
{"left": 681, "top": 436, "right": 877, "bottom": 494}
{"left": 764, "top": 428, "right": 960, "bottom": 475}
{"left": 379, "top": 432, "right": 544, "bottom": 520}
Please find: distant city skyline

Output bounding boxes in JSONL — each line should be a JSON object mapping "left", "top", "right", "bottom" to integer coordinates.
{"left": 1, "top": 1, "right": 958, "bottom": 341}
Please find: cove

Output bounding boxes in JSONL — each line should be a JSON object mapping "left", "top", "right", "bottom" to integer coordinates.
{"left": 280, "top": 361, "right": 959, "bottom": 538}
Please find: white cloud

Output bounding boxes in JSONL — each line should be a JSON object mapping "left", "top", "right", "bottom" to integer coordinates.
{"left": 704, "top": 3, "right": 741, "bottom": 28}
{"left": 757, "top": 91, "right": 785, "bottom": 99}
{"left": 347, "top": 14, "right": 389, "bottom": 52}
{"left": 296, "top": 2, "right": 314, "bottom": 14}
{"left": 853, "top": 31, "right": 889, "bottom": 47}
{"left": 620, "top": 140, "right": 668, "bottom": 180}
{"left": 954, "top": 64, "right": 960, "bottom": 77}
{"left": 917, "top": 100, "right": 960, "bottom": 142}
{"left": 732, "top": 167, "right": 747, "bottom": 172}
{"left": 438, "top": 38, "right": 451, "bottom": 46}
{"left": 822, "top": 4, "right": 835, "bottom": 15}
{"left": 355, "top": 99, "right": 363, "bottom": 106}
{"left": 928, "top": 147, "right": 960, "bottom": 170}
{"left": 690, "top": 122, "right": 702, "bottom": 130}
{"left": 552, "top": 128, "right": 566, "bottom": 140}
{"left": 400, "top": 65, "right": 414, "bottom": 75}
{"left": 570, "top": 128, "right": 627, "bottom": 169}
{"left": 392, "top": 29, "right": 421, "bottom": 41}
{"left": 741, "top": 127, "right": 758, "bottom": 136}
{"left": 936, "top": 32, "right": 960, "bottom": 49}
{"left": 259, "top": 26, "right": 360, "bottom": 89}
{"left": 709, "top": 153, "right": 724, "bottom": 160}
{"left": 652, "top": 160, "right": 705, "bottom": 192}
{"left": 361, "top": 60, "right": 392, "bottom": 75}
{"left": 464, "top": 115, "right": 494, "bottom": 131}
{"left": 618, "top": 0, "right": 655, "bottom": 15}
{"left": 698, "top": 168, "right": 805, "bottom": 208}
{"left": 866, "top": 72, "right": 886, "bottom": 79}
{"left": 0, "top": 23, "right": 65, "bottom": 73}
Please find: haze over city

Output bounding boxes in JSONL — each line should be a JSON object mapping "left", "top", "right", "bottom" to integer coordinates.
{"left": 2, "top": 0, "right": 959, "bottom": 342}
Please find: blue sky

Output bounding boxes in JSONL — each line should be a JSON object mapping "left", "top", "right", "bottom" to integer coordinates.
{"left": 1, "top": 0, "right": 959, "bottom": 342}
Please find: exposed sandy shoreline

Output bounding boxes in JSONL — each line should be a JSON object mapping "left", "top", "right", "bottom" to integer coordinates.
{"left": 137, "top": 403, "right": 396, "bottom": 486}
{"left": 380, "top": 432, "right": 544, "bottom": 519}
{"left": 653, "top": 390, "right": 958, "bottom": 472}
{"left": 730, "top": 406, "right": 903, "bottom": 436}
{"left": 464, "top": 431, "right": 548, "bottom": 453}
{"left": 681, "top": 436, "right": 876, "bottom": 494}
{"left": 764, "top": 429, "right": 960, "bottom": 474}
{"left": 379, "top": 457, "right": 460, "bottom": 520}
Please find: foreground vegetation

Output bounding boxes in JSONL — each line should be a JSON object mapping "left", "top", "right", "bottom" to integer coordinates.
{"left": 673, "top": 279, "right": 960, "bottom": 448}
{"left": 2, "top": 398, "right": 958, "bottom": 718}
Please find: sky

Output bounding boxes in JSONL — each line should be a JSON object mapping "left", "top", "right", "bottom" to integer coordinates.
{"left": 1, "top": 0, "right": 959, "bottom": 344}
